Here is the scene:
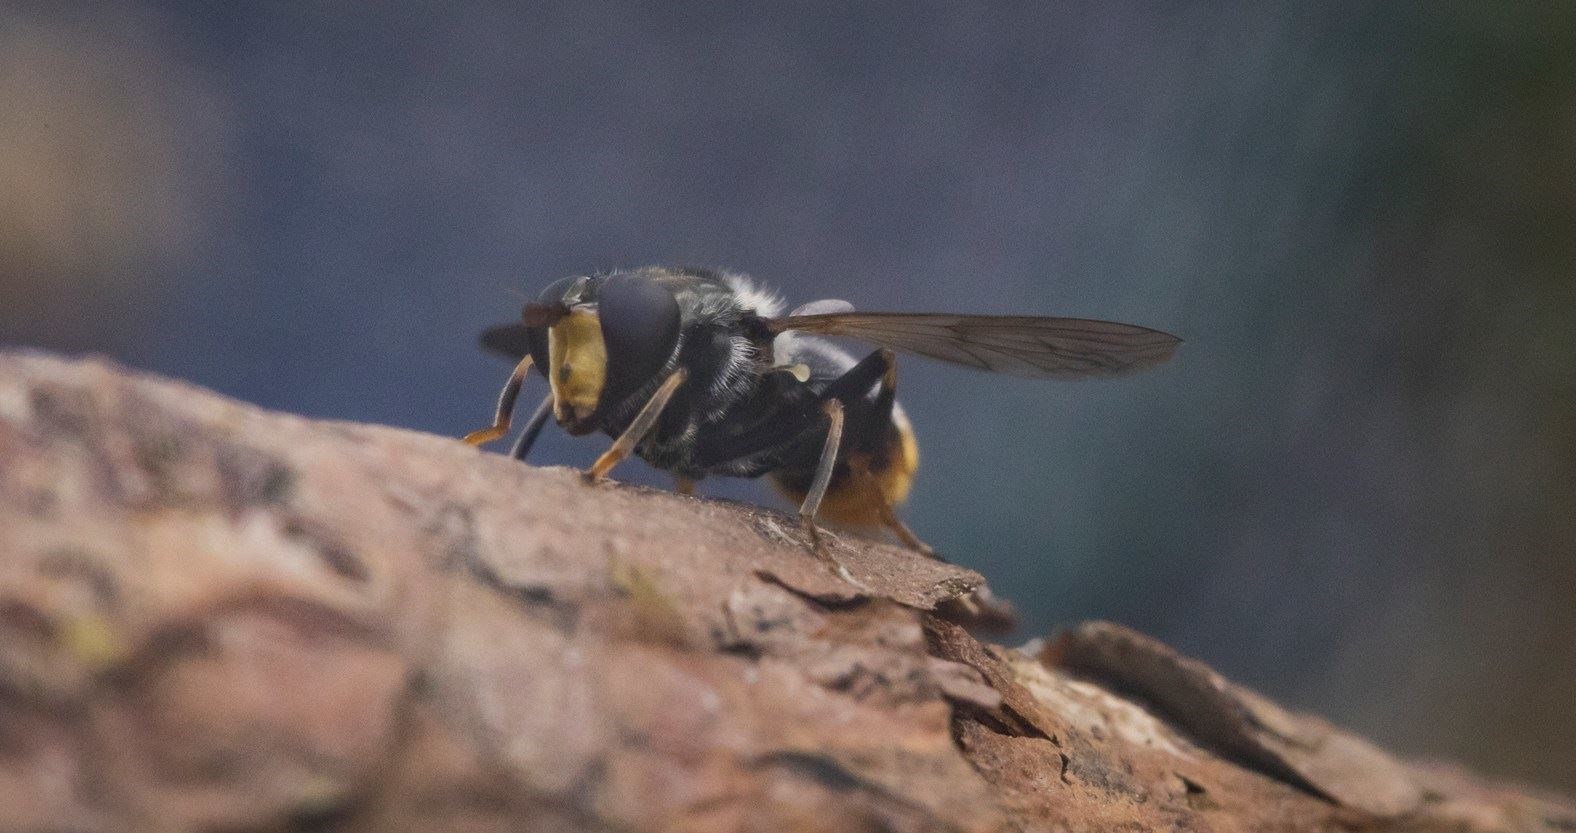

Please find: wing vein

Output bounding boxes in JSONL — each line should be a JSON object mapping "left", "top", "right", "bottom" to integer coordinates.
{"left": 769, "top": 312, "right": 1180, "bottom": 379}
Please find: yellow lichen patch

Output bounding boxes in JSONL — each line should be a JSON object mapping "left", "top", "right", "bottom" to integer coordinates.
{"left": 609, "top": 558, "right": 690, "bottom": 647}
{"left": 59, "top": 612, "right": 127, "bottom": 669}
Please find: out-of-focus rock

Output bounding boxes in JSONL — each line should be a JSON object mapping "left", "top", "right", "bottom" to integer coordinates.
{"left": 0, "top": 351, "right": 1570, "bottom": 833}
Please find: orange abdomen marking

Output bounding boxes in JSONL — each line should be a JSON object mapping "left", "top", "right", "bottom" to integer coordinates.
{"left": 773, "top": 413, "right": 920, "bottom": 528}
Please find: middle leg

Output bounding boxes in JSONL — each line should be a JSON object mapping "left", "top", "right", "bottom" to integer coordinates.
{"left": 510, "top": 394, "right": 554, "bottom": 461}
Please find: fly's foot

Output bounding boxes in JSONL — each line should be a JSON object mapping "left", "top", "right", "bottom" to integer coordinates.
{"left": 936, "top": 586, "right": 1019, "bottom": 635}
{"left": 463, "top": 426, "right": 508, "bottom": 446}
{"left": 801, "top": 516, "right": 870, "bottom": 592}
{"left": 879, "top": 504, "right": 942, "bottom": 561}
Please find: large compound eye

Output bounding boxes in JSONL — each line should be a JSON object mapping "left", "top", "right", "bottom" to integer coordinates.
{"left": 525, "top": 276, "right": 578, "bottom": 377}
{"left": 595, "top": 274, "right": 681, "bottom": 410}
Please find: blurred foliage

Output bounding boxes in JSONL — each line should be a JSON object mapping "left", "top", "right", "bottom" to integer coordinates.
{"left": 0, "top": 5, "right": 231, "bottom": 346}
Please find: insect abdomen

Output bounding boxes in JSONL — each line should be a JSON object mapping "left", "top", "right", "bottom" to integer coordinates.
{"left": 770, "top": 410, "right": 919, "bottom": 527}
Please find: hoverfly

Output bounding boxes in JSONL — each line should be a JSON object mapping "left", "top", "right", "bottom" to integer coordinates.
{"left": 465, "top": 266, "right": 1179, "bottom": 580}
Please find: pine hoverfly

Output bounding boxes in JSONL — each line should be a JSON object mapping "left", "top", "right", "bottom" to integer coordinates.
{"left": 465, "top": 266, "right": 1180, "bottom": 584}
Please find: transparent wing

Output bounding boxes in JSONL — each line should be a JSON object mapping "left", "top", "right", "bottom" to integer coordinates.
{"left": 766, "top": 312, "right": 1181, "bottom": 379}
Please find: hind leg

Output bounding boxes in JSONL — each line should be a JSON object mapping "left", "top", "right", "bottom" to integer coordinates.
{"left": 852, "top": 351, "right": 936, "bottom": 559}
{"left": 797, "top": 400, "right": 868, "bottom": 588}
{"left": 688, "top": 350, "right": 895, "bottom": 588}
{"left": 838, "top": 454, "right": 936, "bottom": 559}
{"left": 878, "top": 495, "right": 938, "bottom": 559}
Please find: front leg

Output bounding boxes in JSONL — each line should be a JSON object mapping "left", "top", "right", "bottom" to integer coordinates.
{"left": 509, "top": 394, "right": 554, "bottom": 462}
{"left": 463, "top": 354, "right": 534, "bottom": 446}
{"left": 584, "top": 368, "right": 689, "bottom": 482}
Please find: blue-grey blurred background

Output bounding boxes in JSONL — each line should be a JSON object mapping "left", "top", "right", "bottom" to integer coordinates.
{"left": 4, "top": 1, "right": 1574, "bottom": 791}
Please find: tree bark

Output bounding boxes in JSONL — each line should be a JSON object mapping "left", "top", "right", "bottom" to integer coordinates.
{"left": 0, "top": 351, "right": 1570, "bottom": 832}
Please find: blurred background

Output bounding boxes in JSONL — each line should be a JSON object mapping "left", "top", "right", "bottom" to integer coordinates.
{"left": 3, "top": 1, "right": 1574, "bottom": 791}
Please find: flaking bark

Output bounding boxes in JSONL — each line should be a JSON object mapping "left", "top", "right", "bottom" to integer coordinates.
{"left": 0, "top": 351, "right": 1570, "bottom": 833}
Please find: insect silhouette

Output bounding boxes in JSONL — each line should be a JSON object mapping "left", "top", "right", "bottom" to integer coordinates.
{"left": 465, "top": 266, "right": 1180, "bottom": 581}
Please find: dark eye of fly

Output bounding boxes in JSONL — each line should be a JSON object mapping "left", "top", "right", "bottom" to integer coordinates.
{"left": 593, "top": 274, "right": 682, "bottom": 415}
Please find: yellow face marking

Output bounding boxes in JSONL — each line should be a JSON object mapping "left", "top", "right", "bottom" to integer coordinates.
{"left": 548, "top": 310, "right": 607, "bottom": 423}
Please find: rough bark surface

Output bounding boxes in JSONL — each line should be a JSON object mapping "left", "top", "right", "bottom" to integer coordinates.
{"left": 0, "top": 351, "right": 1571, "bottom": 833}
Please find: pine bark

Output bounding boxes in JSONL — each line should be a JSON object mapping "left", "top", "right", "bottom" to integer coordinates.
{"left": 0, "top": 352, "right": 1570, "bottom": 833}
